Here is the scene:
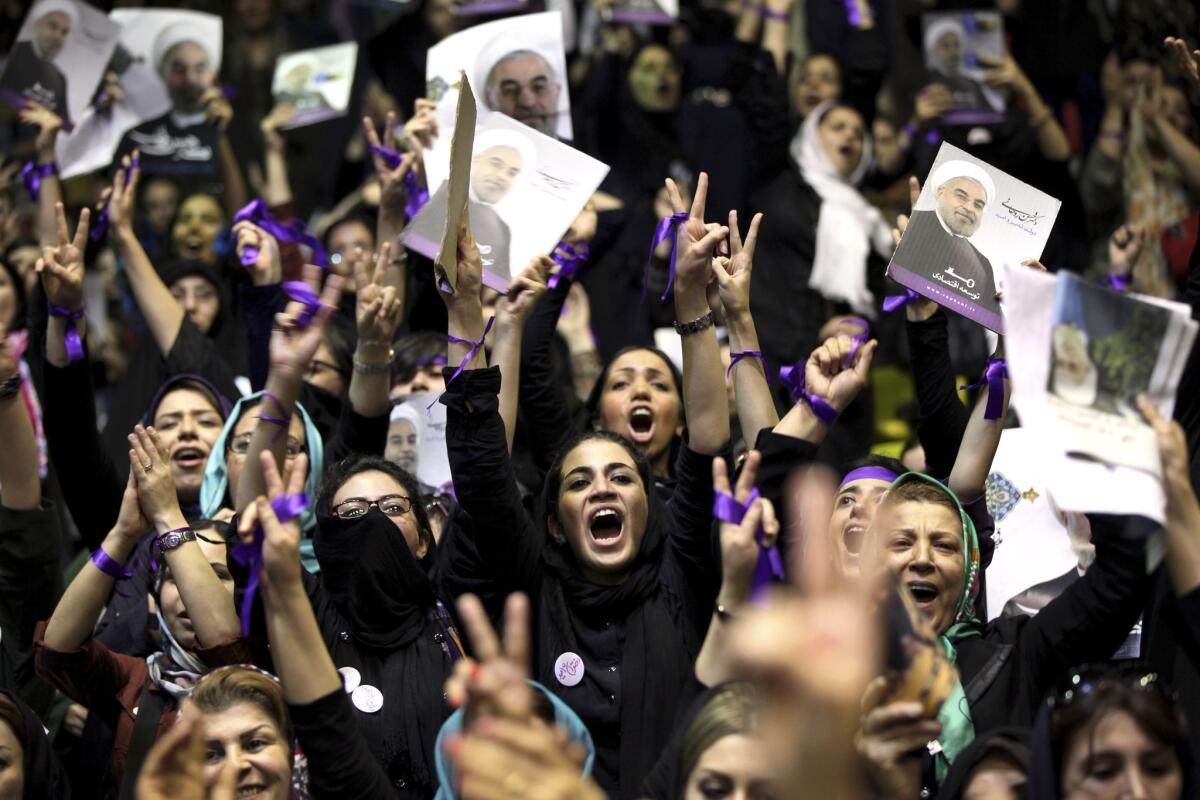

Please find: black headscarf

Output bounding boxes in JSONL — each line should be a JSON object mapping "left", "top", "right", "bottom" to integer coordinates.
{"left": 0, "top": 689, "right": 69, "bottom": 799}
{"left": 934, "top": 726, "right": 1029, "bottom": 800}
{"left": 536, "top": 440, "right": 702, "bottom": 798}
{"left": 312, "top": 508, "right": 449, "bottom": 794}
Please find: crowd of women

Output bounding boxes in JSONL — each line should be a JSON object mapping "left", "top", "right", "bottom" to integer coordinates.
{"left": 2, "top": 0, "right": 1200, "bottom": 798}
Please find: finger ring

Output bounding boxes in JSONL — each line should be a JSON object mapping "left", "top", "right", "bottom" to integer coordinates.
{"left": 142, "top": 462, "right": 153, "bottom": 472}
{"left": 502, "top": 773, "right": 528, "bottom": 795}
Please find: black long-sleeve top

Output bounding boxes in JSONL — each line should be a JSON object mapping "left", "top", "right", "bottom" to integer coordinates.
{"left": 438, "top": 366, "right": 719, "bottom": 797}
{"left": 287, "top": 683, "right": 400, "bottom": 800}
{"left": 905, "top": 309, "right": 971, "bottom": 481}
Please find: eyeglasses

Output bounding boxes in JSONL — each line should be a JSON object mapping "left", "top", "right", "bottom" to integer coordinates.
{"left": 332, "top": 494, "right": 414, "bottom": 519}
{"left": 306, "top": 360, "right": 345, "bottom": 379}
{"left": 227, "top": 432, "right": 304, "bottom": 459}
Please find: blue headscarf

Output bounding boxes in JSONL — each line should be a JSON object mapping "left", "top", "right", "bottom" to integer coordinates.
{"left": 200, "top": 391, "right": 324, "bottom": 572}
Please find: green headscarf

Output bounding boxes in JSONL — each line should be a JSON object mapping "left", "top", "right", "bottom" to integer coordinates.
{"left": 885, "top": 472, "right": 982, "bottom": 785}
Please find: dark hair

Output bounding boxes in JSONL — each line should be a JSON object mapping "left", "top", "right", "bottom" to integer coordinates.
{"left": 322, "top": 313, "right": 356, "bottom": 381}
{"left": 1051, "top": 675, "right": 1190, "bottom": 793}
{"left": 392, "top": 330, "right": 449, "bottom": 385}
{"left": 842, "top": 453, "right": 906, "bottom": 480}
{"left": 147, "top": 377, "right": 230, "bottom": 425}
{"left": 680, "top": 683, "right": 759, "bottom": 790}
{"left": 0, "top": 693, "right": 25, "bottom": 744}
{"left": 816, "top": 101, "right": 863, "bottom": 127}
{"left": 584, "top": 346, "right": 686, "bottom": 429}
{"left": 316, "top": 453, "right": 434, "bottom": 548}
{"left": 543, "top": 430, "right": 653, "bottom": 526}
{"left": 322, "top": 212, "right": 377, "bottom": 253}
{"left": 884, "top": 479, "right": 959, "bottom": 516}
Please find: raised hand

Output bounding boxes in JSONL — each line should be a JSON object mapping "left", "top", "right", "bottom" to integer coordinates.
{"left": 1108, "top": 223, "right": 1148, "bottom": 277}
{"left": 106, "top": 151, "right": 142, "bottom": 234}
{"left": 238, "top": 450, "right": 309, "bottom": 596}
{"left": 444, "top": 223, "right": 484, "bottom": 307}
{"left": 402, "top": 99, "right": 439, "bottom": 153}
{"left": 805, "top": 334, "right": 877, "bottom": 413}
{"left": 261, "top": 104, "right": 296, "bottom": 153}
{"left": 364, "top": 111, "right": 417, "bottom": 213}
{"left": 37, "top": 202, "right": 90, "bottom": 311}
{"left": 128, "top": 425, "right": 182, "bottom": 527}
{"left": 711, "top": 209, "right": 763, "bottom": 318}
{"left": 136, "top": 710, "right": 237, "bottom": 800}
{"left": 268, "top": 264, "right": 346, "bottom": 378}
{"left": 713, "top": 451, "right": 778, "bottom": 605}
{"left": 979, "top": 52, "right": 1034, "bottom": 98}
{"left": 18, "top": 101, "right": 62, "bottom": 162}
{"left": 495, "top": 255, "right": 552, "bottom": 332}
{"left": 113, "top": 466, "right": 151, "bottom": 543}
{"left": 447, "top": 594, "right": 533, "bottom": 721}
{"left": 1165, "top": 36, "right": 1200, "bottom": 90}
{"left": 352, "top": 242, "right": 404, "bottom": 343}
{"left": 233, "top": 220, "right": 283, "bottom": 286}
{"left": 1139, "top": 396, "right": 1191, "bottom": 495}
{"left": 664, "top": 172, "right": 728, "bottom": 295}
{"left": 202, "top": 86, "right": 233, "bottom": 134}
{"left": 914, "top": 84, "right": 954, "bottom": 126}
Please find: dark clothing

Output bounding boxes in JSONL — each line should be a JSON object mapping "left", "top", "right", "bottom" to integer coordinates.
{"left": 934, "top": 727, "right": 1029, "bottom": 800}
{"left": 439, "top": 366, "right": 718, "bottom": 798}
{"left": 115, "top": 112, "right": 221, "bottom": 198}
{"left": 0, "top": 689, "right": 70, "bottom": 800}
{"left": 407, "top": 183, "right": 512, "bottom": 284}
{"left": 34, "top": 622, "right": 254, "bottom": 796}
{"left": 0, "top": 41, "right": 71, "bottom": 126}
{"left": 288, "top": 688, "right": 396, "bottom": 800}
{"left": 0, "top": 501, "right": 63, "bottom": 718}
{"left": 1001, "top": 568, "right": 1080, "bottom": 618}
{"left": 894, "top": 210, "right": 1000, "bottom": 327}
{"left": 929, "top": 69, "right": 997, "bottom": 118}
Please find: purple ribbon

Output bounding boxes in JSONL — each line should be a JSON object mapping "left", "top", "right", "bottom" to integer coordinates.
{"left": 90, "top": 158, "right": 139, "bottom": 242}
{"left": 254, "top": 389, "right": 289, "bottom": 444}
{"left": 839, "top": 466, "right": 898, "bottom": 488}
{"left": 233, "top": 199, "right": 328, "bottom": 268}
{"left": 47, "top": 303, "right": 84, "bottom": 362}
{"left": 430, "top": 316, "right": 495, "bottom": 411}
{"left": 712, "top": 487, "right": 785, "bottom": 603}
{"left": 840, "top": 317, "right": 870, "bottom": 367}
{"left": 959, "top": 356, "right": 1007, "bottom": 421}
{"left": 0, "top": 89, "right": 28, "bottom": 111}
{"left": 414, "top": 355, "right": 449, "bottom": 367}
{"left": 549, "top": 241, "right": 591, "bottom": 289}
{"left": 726, "top": 349, "right": 767, "bottom": 382}
{"left": 882, "top": 288, "right": 921, "bottom": 313}
{"left": 231, "top": 492, "right": 309, "bottom": 636}
{"left": 369, "top": 145, "right": 429, "bottom": 220}
{"left": 1105, "top": 273, "right": 1132, "bottom": 292}
{"left": 21, "top": 162, "right": 55, "bottom": 201}
{"left": 778, "top": 362, "right": 840, "bottom": 426}
{"left": 282, "top": 281, "right": 322, "bottom": 328}
{"left": 643, "top": 211, "right": 690, "bottom": 302}
{"left": 844, "top": 0, "right": 862, "bottom": 26}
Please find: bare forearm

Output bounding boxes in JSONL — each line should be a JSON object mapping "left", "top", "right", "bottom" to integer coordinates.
{"left": 1023, "top": 92, "right": 1069, "bottom": 162}
{"left": 762, "top": 19, "right": 789, "bottom": 76}
{"left": 114, "top": 228, "right": 183, "bottom": 355}
{"left": 735, "top": 5, "right": 760, "bottom": 43}
{"left": 44, "top": 529, "right": 136, "bottom": 649}
{"left": 234, "top": 370, "right": 302, "bottom": 513}
{"left": 36, "top": 175, "right": 62, "bottom": 249}
{"left": 727, "top": 310, "right": 779, "bottom": 441}
{"left": 347, "top": 345, "right": 391, "bottom": 419}
{"left": 262, "top": 147, "right": 293, "bottom": 208}
{"left": 774, "top": 400, "right": 826, "bottom": 445}
{"left": 1166, "top": 479, "right": 1200, "bottom": 597}
{"left": 0, "top": 390, "right": 41, "bottom": 510}
{"left": 676, "top": 288, "right": 729, "bottom": 453}
{"left": 948, "top": 379, "right": 1009, "bottom": 500}
{"left": 491, "top": 324, "right": 522, "bottom": 453}
{"left": 446, "top": 302, "right": 486, "bottom": 372}
{"left": 218, "top": 135, "right": 248, "bottom": 217}
{"left": 263, "top": 580, "right": 342, "bottom": 704}
{"left": 1096, "top": 105, "right": 1125, "bottom": 161}
{"left": 157, "top": 512, "right": 240, "bottom": 645}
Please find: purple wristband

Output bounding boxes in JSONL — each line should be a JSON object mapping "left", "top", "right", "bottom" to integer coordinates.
{"left": 712, "top": 487, "right": 786, "bottom": 602}
{"left": 47, "top": 303, "right": 85, "bottom": 362}
{"left": 778, "top": 363, "right": 840, "bottom": 426}
{"left": 91, "top": 547, "right": 132, "bottom": 580}
{"left": 1105, "top": 273, "right": 1132, "bottom": 292}
{"left": 759, "top": 5, "right": 788, "bottom": 21}
{"left": 726, "top": 350, "right": 767, "bottom": 382}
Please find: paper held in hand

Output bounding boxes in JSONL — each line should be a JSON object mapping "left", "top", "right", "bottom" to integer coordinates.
{"left": 1004, "top": 268, "right": 1198, "bottom": 523}
{"left": 886, "top": 142, "right": 1061, "bottom": 333}
{"left": 434, "top": 71, "right": 478, "bottom": 295}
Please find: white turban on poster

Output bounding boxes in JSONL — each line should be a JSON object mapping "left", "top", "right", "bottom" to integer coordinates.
{"left": 151, "top": 21, "right": 218, "bottom": 74}
{"left": 473, "top": 127, "right": 538, "bottom": 174}
{"left": 930, "top": 159, "right": 997, "bottom": 211}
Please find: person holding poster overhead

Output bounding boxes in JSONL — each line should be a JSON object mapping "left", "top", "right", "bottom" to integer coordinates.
{"left": 0, "top": 0, "right": 76, "bottom": 126}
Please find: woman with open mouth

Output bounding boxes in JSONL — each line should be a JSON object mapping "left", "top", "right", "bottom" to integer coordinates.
{"left": 440, "top": 173, "right": 730, "bottom": 798}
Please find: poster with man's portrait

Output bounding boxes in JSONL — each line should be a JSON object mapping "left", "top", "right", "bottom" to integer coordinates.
{"left": 272, "top": 42, "right": 358, "bottom": 129}
{"left": 454, "top": 0, "right": 529, "bottom": 16}
{"left": 425, "top": 10, "right": 572, "bottom": 149}
{"left": 0, "top": 0, "right": 121, "bottom": 131}
{"left": 608, "top": 0, "right": 679, "bottom": 25}
{"left": 921, "top": 11, "right": 1005, "bottom": 124}
{"left": 54, "top": 8, "right": 222, "bottom": 180}
{"left": 386, "top": 395, "right": 451, "bottom": 493}
{"left": 887, "top": 142, "right": 1061, "bottom": 334}
{"left": 400, "top": 112, "right": 608, "bottom": 293}
{"left": 1004, "top": 266, "right": 1196, "bottom": 523}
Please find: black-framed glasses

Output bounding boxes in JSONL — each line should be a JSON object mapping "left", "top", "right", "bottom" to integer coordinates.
{"left": 332, "top": 494, "right": 414, "bottom": 519}
{"left": 227, "top": 431, "right": 304, "bottom": 459}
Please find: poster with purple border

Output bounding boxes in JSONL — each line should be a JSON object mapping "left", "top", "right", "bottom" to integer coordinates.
{"left": 886, "top": 142, "right": 1061, "bottom": 334}
{"left": 921, "top": 11, "right": 1005, "bottom": 125}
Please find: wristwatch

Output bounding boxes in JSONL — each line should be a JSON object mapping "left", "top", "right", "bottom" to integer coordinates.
{"left": 673, "top": 311, "right": 715, "bottom": 337}
{"left": 155, "top": 528, "right": 196, "bottom": 555}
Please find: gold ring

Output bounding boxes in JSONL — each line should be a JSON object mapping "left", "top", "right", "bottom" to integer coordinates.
{"left": 142, "top": 462, "right": 153, "bottom": 472}
{"left": 502, "top": 773, "right": 528, "bottom": 795}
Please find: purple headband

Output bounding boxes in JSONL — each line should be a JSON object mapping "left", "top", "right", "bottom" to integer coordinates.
{"left": 839, "top": 466, "right": 898, "bottom": 488}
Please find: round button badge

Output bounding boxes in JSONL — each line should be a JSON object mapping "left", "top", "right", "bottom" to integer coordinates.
{"left": 554, "top": 652, "right": 584, "bottom": 687}
{"left": 338, "top": 666, "right": 361, "bottom": 693}
{"left": 352, "top": 684, "right": 384, "bottom": 713}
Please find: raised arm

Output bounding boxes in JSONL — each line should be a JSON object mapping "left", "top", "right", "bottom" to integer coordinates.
{"left": 713, "top": 210, "right": 779, "bottom": 442}
{"left": 107, "top": 154, "right": 188, "bottom": 357}
{"left": 982, "top": 53, "right": 1070, "bottom": 162}
{"left": 947, "top": 343, "right": 1010, "bottom": 501}
{"left": 233, "top": 266, "right": 345, "bottom": 515}
{"left": 774, "top": 334, "right": 877, "bottom": 447}
{"left": 130, "top": 425, "right": 240, "bottom": 647}
{"left": 204, "top": 87, "right": 248, "bottom": 217}
{"left": 1143, "top": 397, "right": 1200, "bottom": 597}
{"left": 260, "top": 105, "right": 296, "bottom": 208}
{"left": 667, "top": 172, "right": 731, "bottom": 454}
{"left": 491, "top": 256, "right": 551, "bottom": 453}
{"left": 364, "top": 111, "right": 418, "bottom": 313}
{"left": 20, "top": 102, "right": 64, "bottom": 248}
{"left": 0, "top": 332, "right": 39, "bottom": 511}
{"left": 350, "top": 244, "right": 405, "bottom": 420}
{"left": 242, "top": 451, "right": 394, "bottom": 798}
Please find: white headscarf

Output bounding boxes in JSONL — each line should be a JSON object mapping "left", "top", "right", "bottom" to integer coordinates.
{"left": 790, "top": 101, "right": 893, "bottom": 316}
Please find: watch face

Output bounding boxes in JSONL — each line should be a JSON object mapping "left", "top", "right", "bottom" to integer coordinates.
{"left": 163, "top": 533, "right": 181, "bottom": 549}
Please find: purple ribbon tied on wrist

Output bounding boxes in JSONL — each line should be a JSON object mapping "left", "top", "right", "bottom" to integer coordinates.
{"left": 643, "top": 211, "right": 690, "bottom": 303}
{"left": 430, "top": 316, "right": 495, "bottom": 411}
{"left": 369, "top": 144, "right": 429, "bottom": 219}
{"left": 713, "top": 487, "right": 785, "bottom": 604}
{"left": 844, "top": 0, "right": 862, "bottom": 26}
{"left": 232, "top": 492, "right": 310, "bottom": 636}
{"left": 90, "top": 157, "right": 139, "bottom": 242}
{"left": 882, "top": 288, "right": 921, "bottom": 313}
{"left": 281, "top": 281, "right": 322, "bottom": 329}
{"left": 726, "top": 350, "right": 767, "bottom": 382}
{"left": 959, "top": 356, "right": 1007, "bottom": 421}
{"left": 233, "top": 199, "right": 329, "bottom": 268}
{"left": 1105, "top": 273, "right": 1132, "bottom": 293}
{"left": 47, "top": 303, "right": 85, "bottom": 362}
{"left": 549, "top": 241, "right": 591, "bottom": 289}
{"left": 778, "top": 362, "right": 840, "bottom": 426}
{"left": 840, "top": 316, "right": 870, "bottom": 368}
{"left": 21, "top": 162, "right": 55, "bottom": 201}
